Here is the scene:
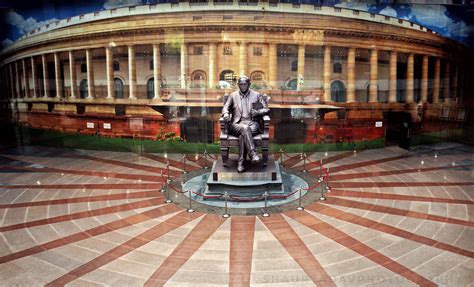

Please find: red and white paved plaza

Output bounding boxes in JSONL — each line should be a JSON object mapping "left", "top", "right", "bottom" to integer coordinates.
{"left": 0, "top": 143, "right": 472, "bottom": 286}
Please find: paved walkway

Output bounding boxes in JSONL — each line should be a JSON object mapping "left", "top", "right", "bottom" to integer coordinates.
{"left": 0, "top": 143, "right": 473, "bottom": 286}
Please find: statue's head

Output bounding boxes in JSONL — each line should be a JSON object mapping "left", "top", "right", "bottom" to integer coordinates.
{"left": 238, "top": 76, "right": 250, "bottom": 94}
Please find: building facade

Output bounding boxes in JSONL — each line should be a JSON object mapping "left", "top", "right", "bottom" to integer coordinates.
{"left": 0, "top": 1, "right": 471, "bottom": 145}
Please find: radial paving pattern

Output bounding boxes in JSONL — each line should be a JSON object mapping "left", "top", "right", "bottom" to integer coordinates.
{"left": 0, "top": 143, "right": 473, "bottom": 286}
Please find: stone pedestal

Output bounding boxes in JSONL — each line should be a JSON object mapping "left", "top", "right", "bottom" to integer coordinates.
{"left": 205, "top": 157, "right": 283, "bottom": 198}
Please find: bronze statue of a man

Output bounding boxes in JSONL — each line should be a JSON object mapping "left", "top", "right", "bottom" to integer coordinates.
{"left": 222, "top": 76, "right": 270, "bottom": 172}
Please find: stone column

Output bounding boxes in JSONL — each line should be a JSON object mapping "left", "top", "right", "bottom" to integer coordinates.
{"left": 106, "top": 47, "right": 114, "bottom": 99}
{"left": 153, "top": 44, "right": 161, "bottom": 99}
{"left": 0, "top": 69, "right": 4, "bottom": 99}
{"left": 22, "top": 59, "right": 29, "bottom": 98}
{"left": 69, "top": 51, "right": 77, "bottom": 98}
{"left": 347, "top": 47, "right": 356, "bottom": 103}
{"left": 54, "top": 53, "right": 62, "bottom": 98}
{"left": 9, "top": 64, "right": 15, "bottom": 99}
{"left": 268, "top": 43, "right": 277, "bottom": 89}
{"left": 180, "top": 43, "right": 188, "bottom": 89}
{"left": 458, "top": 65, "right": 463, "bottom": 104}
{"left": 297, "top": 44, "right": 305, "bottom": 91}
{"left": 452, "top": 63, "right": 458, "bottom": 101}
{"left": 406, "top": 53, "right": 414, "bottom": 103}
{"left": 15, "top": 61, "right": 20, "bottom": 98}
{"left": 433, "top": 57, "right": 441, "bottom": 104}
{"left": 369, "top": 49, "right": 378, "bottom": 102}
{"left": 388, "top": 51, "right": 397, "bottom": 103}
{"left": 421, "top": 55, "right": 428, "bottom": 103}
{"left": 128, "top": 45, "right": 137, "bottom": 99}
{"left": 31, "top": 57, "right": 37, "bottom": 98}
{"left": 443, "top": 61, "right": 450, "bottom": 102}
{"left": 86, "top": 49, "right": 95, "bottom": 99}
{"left": 323, "top": 46, "right": 331, "bottom": 102}
{"left": 239, "top": 41, "right": 247, "bottom": 77}
{"left": 42, "top": 54, "right": 49, "bottom": 97}
{"left": 208, "top": 42, "right": 217, "bottom": 89}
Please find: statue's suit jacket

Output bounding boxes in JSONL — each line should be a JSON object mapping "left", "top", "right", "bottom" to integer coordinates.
{"left": 222, "top": 89, "right": 269, "bottom": 133}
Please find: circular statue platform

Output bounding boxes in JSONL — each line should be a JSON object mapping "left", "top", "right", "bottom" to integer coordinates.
{"left": 167, "top": 163, "right": 328, "bottom": 216}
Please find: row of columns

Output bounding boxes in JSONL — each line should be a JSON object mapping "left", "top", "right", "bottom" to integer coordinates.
{"left": 1, "top": 43, "right": 458, "bottom": 104}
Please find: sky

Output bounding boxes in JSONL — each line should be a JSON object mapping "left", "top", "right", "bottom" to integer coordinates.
{"left": 1, "top": 0, "right": 473, "bottom": 50}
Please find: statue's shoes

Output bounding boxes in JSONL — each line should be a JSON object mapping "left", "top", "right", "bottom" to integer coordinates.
{"left": 251, "top": 154, "right": 260, "bottom": 164}
{"left": 237, "top": 164, "right": 245, "bottom": 173}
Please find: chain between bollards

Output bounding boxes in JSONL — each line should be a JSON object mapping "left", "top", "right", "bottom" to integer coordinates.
{"left": 262, "top": 191, "right": 270, "bottom": 217}
{"left": 222, "top": 191, "right": 230, "bottom": 218}
{"left": 296, "top": 188, "right": 304, "bottom": 211}
{"left": 186, "top": 189, "right": 195, "bottom": 213}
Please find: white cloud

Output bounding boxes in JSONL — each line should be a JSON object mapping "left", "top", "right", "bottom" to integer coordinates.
{"left": 406, "top": 5, "right": 473, "bottom": 39}
{"left": 2, "top": 38, "right": 13, "bottom": 49}
{"left": 334, "top": 2, "right": 374, "bottom": 12}
{"left": 103, "top": 0, "right": 143, "bottom": 9}
{"left": 379, "top": 7, "right": 397, "bottom": 17}
{"left": 446, "top": 19, "right": 474, "bottom": 38}
{"left": 5, "top": 9, "right": 57, "bottom": 35}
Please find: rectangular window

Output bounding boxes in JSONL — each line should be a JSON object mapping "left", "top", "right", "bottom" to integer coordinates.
{"left": 370, "top": 13, "right": 375, "bottom": 18}
{"left": 353, "top": 10, "right": 359, "bottom": 15}
{"left": 223, "top": 15, "right": 233, "bottom": 20}
{"left": 223, "top": 46, "right": 232, "bottom": 55}
{"left": 193, "top": 46, "right": 204, "bottom": 55}
{"left": 334, "top": 7, "right": 341, "bottom": 12}
{"left": 193, "top": 16, "right": 202, "bottom": 21}
{"left": 253, "top": 47, "right": 263, "bottom": 56}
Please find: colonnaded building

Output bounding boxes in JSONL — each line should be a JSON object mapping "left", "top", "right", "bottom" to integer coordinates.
{"left": 0, "top": 0, "right": 472, "bottom": 146}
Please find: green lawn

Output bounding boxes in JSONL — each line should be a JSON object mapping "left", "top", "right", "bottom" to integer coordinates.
{"left": 18, "top": 127, "right": 386, "bottom": 154}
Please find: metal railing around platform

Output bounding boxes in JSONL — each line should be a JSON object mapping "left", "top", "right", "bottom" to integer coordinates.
{"left": 157, "top": 149, "right": 332, "bottom": 218}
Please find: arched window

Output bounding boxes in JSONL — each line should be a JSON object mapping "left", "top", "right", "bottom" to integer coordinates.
{"left": 219, "top": 70, "right": 235, "bottom": 83}
{"left": 250, "top": 71, "right": 265, "bottom": 89}
{"left": 79, "top": 79, "right": 88, "bottom": 99}
{"left": 147, "top": 78, "right": 154, "bottom": 99}
{"left": 114, "top": 78, "right": 123, "bottom": 99}
{"left": 331, "top": 80, "right": 346, "bottom": 102}
{"left": 190, "top": 70, "right": 207, "bottom": 88}
{"left": 333, "top": 62, "right": 342, "bottom": 73}
{"left": 192, "top": 70, "right": 206, "bottom": 81}
{"left": 250, "top": 71, "right": 264, "bottom": 82}
{"left": 113, "top": 61, "right": 120, "bottom": 71}
{"left": 80, "top": 63, "right": 87, "bottom": 73}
